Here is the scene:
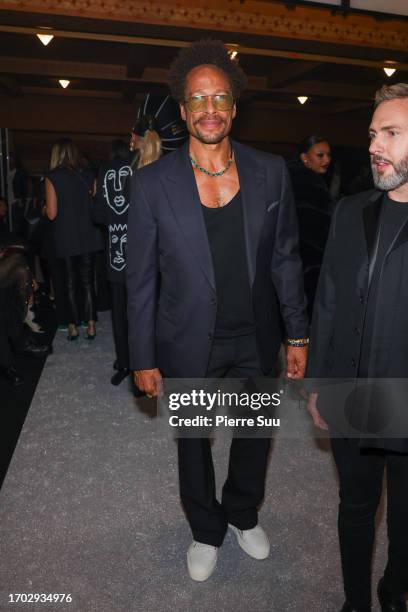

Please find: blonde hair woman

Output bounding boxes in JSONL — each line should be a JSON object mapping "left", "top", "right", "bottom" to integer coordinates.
{"left": 129, "top": 114, "right": 162, "bottom": 169}
{"left": 45, "top": 138, "right": 102, "bottom": 340}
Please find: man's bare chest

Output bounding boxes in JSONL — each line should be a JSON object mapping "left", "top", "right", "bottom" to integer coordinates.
{"left": 194, "top": 165, "right": 240, "bottom": 208}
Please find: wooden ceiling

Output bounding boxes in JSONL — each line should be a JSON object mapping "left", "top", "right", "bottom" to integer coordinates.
{"left": 1, "top": 0, "right": 408, "bottom": 171}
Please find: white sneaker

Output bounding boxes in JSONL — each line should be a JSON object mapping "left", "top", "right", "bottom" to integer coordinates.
{"left": 187, "top": 541, "right": 218, "bottom": 581}
{"left": 229, "top": 524, "right": 270, "bottom": 560}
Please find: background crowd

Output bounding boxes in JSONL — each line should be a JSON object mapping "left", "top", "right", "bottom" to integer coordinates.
{"left": 0, "top": 95, "right": 373, "bottom": 388}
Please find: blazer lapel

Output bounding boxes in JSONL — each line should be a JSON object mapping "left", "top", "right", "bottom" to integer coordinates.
{"left": 162, "top": 144, "right": 216, "bottom": 290}
{"left": 233, "top": 141, "right": 266, "bottom": 286}
{"left": 362, "top": 190, "right": 383, "bottom": 286}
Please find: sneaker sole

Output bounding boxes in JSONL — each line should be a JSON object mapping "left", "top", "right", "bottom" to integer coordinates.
{"left": 229, "top": 524, "right": 270, "bottom": 560}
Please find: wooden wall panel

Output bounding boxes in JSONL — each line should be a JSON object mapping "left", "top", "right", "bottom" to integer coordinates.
{"left": 1, "top": 0, "right": 407, "bottom": 51}
{"left": 2, "top": 94, "right": 371, "bottom": 173}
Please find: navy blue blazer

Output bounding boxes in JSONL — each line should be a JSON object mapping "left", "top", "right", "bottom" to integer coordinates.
{"left": 126, "top": 140, "right": 308, "bottom": 377}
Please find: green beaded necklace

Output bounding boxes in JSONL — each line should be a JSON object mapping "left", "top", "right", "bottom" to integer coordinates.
{"left": 189, "top": 151, "right": 234, "bottom": 177}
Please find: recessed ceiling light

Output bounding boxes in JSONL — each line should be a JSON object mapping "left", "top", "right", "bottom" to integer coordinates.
{"left": 297, "top": 96, "right": 308, "bottom": 105}
{"left": 59, "top": 79, "right": 70, "bottom": 89}
{"left": 383, "top": 67, "right": 396, "bottom": 77}
{"left": 37, "top": 33, "right": 54, "bottom": 46}
{"left": 227, "top": 45, "right": 239, "bottom": 60}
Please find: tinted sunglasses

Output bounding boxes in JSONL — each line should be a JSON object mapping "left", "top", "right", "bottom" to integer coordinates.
{"left": 184, "top": 93, "right": 234, "bottom": 113}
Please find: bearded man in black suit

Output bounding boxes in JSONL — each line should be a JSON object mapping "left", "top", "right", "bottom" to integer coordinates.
{"left": 307, "top": 84, "right": 408, "bottom": 612}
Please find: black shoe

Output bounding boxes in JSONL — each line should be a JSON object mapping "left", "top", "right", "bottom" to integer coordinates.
{"left": 15, "top": 339, "right": 51, "bottom": 358}
{"left": 378, "top": 578, "right": 407, "bottom": 612}
{"left": 0, "top": 365, "right": 24, "bottom": 386}
{"left": 67, "top": 324, "right": 79, "bottom": 341}
{"left": 111, "top": 368, "right": 130, "bottom": 386}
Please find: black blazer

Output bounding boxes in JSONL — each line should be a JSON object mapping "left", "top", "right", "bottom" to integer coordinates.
{"left": 307, "top": 189, "right": 408, "bottom": 452}
{"left": 126, "top": 141, "right": 308, "bottom": 378}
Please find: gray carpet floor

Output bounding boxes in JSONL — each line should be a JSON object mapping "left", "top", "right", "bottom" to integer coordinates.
{"left": 0, "top": 312, "right": 387, "bottom": 612}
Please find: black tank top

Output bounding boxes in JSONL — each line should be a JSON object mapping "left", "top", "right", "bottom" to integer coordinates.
{"left": 201, "top": 190, "right": 255, "bottom": 338}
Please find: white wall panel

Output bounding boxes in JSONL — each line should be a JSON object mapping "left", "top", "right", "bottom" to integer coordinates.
{"left": 300, "top": 0, "right": 408, "bottom": 16}
{"left": 300, "top": 1, "right": 341, "bottom": 5}
{"left": 352, "top": 0, "right": 408, "bottom": 16}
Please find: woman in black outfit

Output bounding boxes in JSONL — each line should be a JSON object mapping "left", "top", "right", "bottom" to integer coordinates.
{"left": 45, "top": 138, "right": 102, "bottom": 340}
{"left": 288, "top": 134, "right": 335, "bottom": 317}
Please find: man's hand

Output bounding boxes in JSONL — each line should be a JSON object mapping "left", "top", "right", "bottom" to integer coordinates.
{"left": 286, "top": 345, "right": 308, "bottom": 379}
{"left": 133, "top": 368, "right": 163, "bottom": 397}
{"left": 307, "top": 392, "right": 329, "bottom": 430}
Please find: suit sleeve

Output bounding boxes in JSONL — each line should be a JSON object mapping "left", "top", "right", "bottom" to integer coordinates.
{"left": 305, "top": 199, "right": 340, "bottom": 381}
{"left": 126, "top": 172, "right": 158, "bottom": 370}
{"left": 271, "top": 158, "right": 309, "bottom": 339}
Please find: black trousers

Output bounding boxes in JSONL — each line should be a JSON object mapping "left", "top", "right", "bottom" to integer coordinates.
{"left": 331, "top": 437, "right": 408, "bottom": 607}
{"left": 47, "top": 254, "right": 70, "bottom": 326}
{"left": 110, "top": 281, "right": 129, "bottom": 370}
{"left": 61, "top": 253, "right": 96, "bottom": 325}
{"left": 178, "top": 334, "right": 272, "bottom": 547}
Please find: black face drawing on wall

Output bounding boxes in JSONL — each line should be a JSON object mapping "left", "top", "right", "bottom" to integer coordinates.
{"left": 103, "top": 165, "right": 131, "bottom": 215}
{"left": 109, "top": 223, "right": 127, "bottom": 271}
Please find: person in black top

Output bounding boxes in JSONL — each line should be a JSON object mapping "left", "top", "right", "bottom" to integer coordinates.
{"left": 307, "top": 84, "right": 408, "bottom": 612}
{"left": 288, "top": 135, "right": 335, "bottom": 316}
{"left": 93, "top": 119, "right": 163, "bottom": 385}
{"left": 93, "top": 139, "right": 132, "bottom": 384}
{"left": 127, "top": 40, "right": 308, "bottom": 581}
{"left": 45, "top": 138, "right": 102, "bottom": 340}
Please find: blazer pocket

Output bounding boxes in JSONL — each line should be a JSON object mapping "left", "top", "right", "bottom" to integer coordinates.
{"left": 267, "top": 200, "right": 279, "bottom": 213}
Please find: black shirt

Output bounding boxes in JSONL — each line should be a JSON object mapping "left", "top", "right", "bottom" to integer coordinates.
{"left": 92, "top": 158, "right": 132, "bottom": 283}
{"left": 201, "top": 190, "right": 255, "bottom": 337}
{"left": 359, "top": 194, "right": 408, "bottom": 375}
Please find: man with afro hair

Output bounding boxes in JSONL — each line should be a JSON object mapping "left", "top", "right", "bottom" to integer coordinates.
{"left": 127, "top": 39, "right": 308, "bottom": 581}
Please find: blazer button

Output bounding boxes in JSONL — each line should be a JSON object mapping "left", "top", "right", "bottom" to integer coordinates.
{"left": 351, "top": 358, "right": 356, "bottom": 367}
{"left": 208, "top": 332, "right": 213, "bottom": 340}
{"left": 211, "top": 298, "right": 216, "bottom": 306}
{"left": 359, "top": 295, "right": 364, "bottom": 304}
{"left": 354, "top": 326, "right": 360, "bottom": 335}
